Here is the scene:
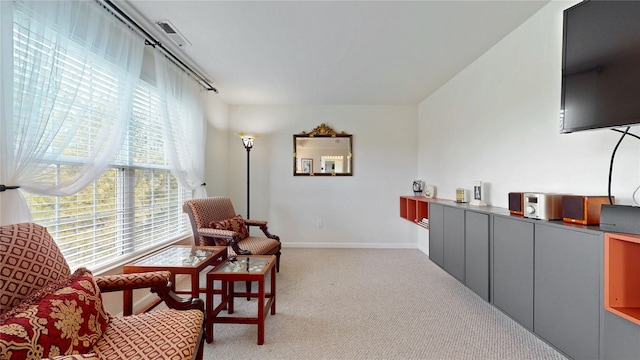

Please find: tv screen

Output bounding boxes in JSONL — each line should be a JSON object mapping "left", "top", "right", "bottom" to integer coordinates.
{"left": 561, "top": 0, "right": 640, "bottom": 133}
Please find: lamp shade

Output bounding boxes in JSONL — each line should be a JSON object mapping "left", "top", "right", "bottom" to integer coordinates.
{"left": 238, "top": 133, "right": 257, "bottom": 151}
{"left": 242, "top": 137, "right": 254, "bottom": 150}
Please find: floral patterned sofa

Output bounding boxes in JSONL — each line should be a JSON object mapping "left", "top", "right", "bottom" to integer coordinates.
{"left": 0, "top": 223, "right": 205, "bottom": 360}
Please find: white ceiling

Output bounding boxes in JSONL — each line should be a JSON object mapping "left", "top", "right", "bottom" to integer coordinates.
{"left": 116, "top": 0, "right": 549, "bottom": 105}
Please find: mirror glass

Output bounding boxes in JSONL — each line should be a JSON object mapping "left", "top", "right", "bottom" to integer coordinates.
{"left": 294, "top": 124, "right": 352, "bottom": 176}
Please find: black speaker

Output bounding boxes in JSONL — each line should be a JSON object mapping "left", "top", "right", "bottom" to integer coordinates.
{"left": 509, "top": 192, "right": 524, "bottom": 216}
{"left": 562, "top": 195, "right": 611, "bottom": 225}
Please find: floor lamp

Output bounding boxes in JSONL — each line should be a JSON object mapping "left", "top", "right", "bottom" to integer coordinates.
{"left": 239, "top": 134, "right": 256, "bottom": 219}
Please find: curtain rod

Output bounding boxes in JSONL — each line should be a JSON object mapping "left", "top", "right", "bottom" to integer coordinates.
{"left": 102, "top": 0, "right": 218, "bottom": 93}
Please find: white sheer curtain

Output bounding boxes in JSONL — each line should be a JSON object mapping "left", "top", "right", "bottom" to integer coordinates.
{"left": 0, "top": 0, "right": 145, "bottom": 225}
{"left": 154, "top": 49, "right": 208, "bottom": 199}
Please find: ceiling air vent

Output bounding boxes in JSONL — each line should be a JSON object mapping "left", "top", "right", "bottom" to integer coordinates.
{"left": 155, "top": 20, "right": 191, "bottom": 47}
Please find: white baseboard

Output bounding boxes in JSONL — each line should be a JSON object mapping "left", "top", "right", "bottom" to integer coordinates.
{"left": 282, "top": 242, "right": 417, "bottom": 249}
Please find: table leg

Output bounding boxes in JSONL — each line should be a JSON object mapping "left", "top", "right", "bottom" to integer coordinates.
{"left": 206, "top": 278, "right": 214, "bottom": 343}
{"left": 191, "top": 271, "right": 199, "bottom": 298}
{"left": 257, "top": 278, "right": 265, "bottom": 345}
{"left": 169, "top": 273, "right": 177, "bottom": 293}
{"left": 270, "top": 266, "right": 276, "bottom": 315}
{"left": 221, "top": 280, "right": 228, "bottom": 310}
{"left": 228, "top": 281, "right": 235, "bottom": 314}
{"left": 123, "top": 289, "right": 133, "bottom": 316}
{"left": 207, "top": 279, "right": 228, "bottom": 344}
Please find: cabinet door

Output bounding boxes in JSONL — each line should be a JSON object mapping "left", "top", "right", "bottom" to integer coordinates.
{"left": 429, "top": 203, "right": 444, "bottom": 268}
{"left": 493, "top": 216, "right": 534, "bottom": 330}
{"left": 534, "top": 224, "right": 601, "bottom": 360}
{"left": 465, "top": 211, "right": 489, "bottom": 301}
{"left": 443, "top": 206, "right": 465, "bottom": 282}
{"left": 603, "top": 310, "right": 640, "bottom": 359}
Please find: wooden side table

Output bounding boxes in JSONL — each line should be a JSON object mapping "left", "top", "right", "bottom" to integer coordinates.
{"left": 206, "top": 255, "right": 276, "bottom": 345}
{"left": 122, "top": 245, "right": 227, "bottom": 315}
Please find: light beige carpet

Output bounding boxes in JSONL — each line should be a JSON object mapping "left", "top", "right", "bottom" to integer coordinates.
{"left": 201, "top": 248, "right": 568, "bottom": 360}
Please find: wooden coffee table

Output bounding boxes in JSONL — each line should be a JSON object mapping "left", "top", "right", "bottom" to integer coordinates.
{"left": 122, "top": 245, "right": 227, "bottom": 315}
{"left": 206, "top": 255, "right": 276, "bottom": 345}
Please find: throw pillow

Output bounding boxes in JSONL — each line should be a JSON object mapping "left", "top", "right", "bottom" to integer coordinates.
{"left": 0, "top": 268, "right": 109, "bottom": 360}
{"left": 210, "top": 215, "right": 249, "bottom": 240}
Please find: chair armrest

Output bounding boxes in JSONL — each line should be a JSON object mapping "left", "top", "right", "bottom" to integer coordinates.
{"left": 244, "top": 219, "right": 267, "bottom": 227}
{"left": 94, "top": 271, "right": 170, "bottom": 292}
{"left": 198, "top": 227, "right": 237, "bottom": 239}
{"left": 197, "top": 227, "right": 251, "bottom": 255}
{"left": 243, "top": 219, "right": 280, "bottom": 241}
{"left": 94, "top": 271, "right": 204, "bottom": 312}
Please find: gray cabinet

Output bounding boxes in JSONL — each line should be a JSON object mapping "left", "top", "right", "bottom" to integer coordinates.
{"left": 534, "top": 224, "right": 601, "bottom": 360}
{"left": 428, "top": 203, "right": 444, "bottom": 268}
{"left": 492, "top": 215, "right": 534, "bottom": 330}
{"left": 421, "top": 199, "right": 640, "bottom": 359}
{"left": 429, "top": 204, "right": 466, "bottom": 283}
{"left": 443, "top": 206, "right": 465, "bottom": 282}
{"left": 602, "top": 310, "right": 640, "bottom": 359}
{"left": 465, "top": 210, "right": 490, "bottom": 301}
{"left": 424, "top": 200, "right": 636, "bottom": 359}
{"left": 429, "top": 203, "right": 490, "bottom": 300}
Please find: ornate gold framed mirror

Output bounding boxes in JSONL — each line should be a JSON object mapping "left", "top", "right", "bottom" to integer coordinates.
{"left": 293, "top": 124, "right": 352, "bottom": 176}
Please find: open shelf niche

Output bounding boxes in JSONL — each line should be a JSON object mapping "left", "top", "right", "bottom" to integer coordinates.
{"left": 604, "top": 232, "right": 640, "bottom": 325}
{"left": 399, "top": 196, "right": 433, "bottom": 228}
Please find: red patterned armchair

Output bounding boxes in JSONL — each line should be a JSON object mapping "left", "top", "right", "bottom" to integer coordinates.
{"left": 0, "top": 223, "right": 205, "bottom": 360}
{"left": 183, "top": 197, "right": 281, "bottom": 272}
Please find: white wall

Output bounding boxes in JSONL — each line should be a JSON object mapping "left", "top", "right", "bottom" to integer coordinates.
{"left": 204, "top": 94, "right": 231, "bottom": 196}
{"left": 226, "top": 105, "right": 419, "bottom": 248}
{"left": 419, "top": 0, "right": 640, "bottom": 209}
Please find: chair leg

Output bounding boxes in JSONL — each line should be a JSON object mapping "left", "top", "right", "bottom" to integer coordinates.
{"left": 246, "top": 281, "right": 251, "bottom": 301}
{"left": 195, "top": 327, "right": 205, "bottom": 360}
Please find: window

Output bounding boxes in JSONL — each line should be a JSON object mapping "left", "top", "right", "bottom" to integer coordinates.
{"left": 24, "top": 80, "right": 191, "bottom": 272}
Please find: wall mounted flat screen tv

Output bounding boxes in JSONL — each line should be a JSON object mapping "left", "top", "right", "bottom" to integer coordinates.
{"left": 561, "top": 0, "right": 640, "bottom": 133}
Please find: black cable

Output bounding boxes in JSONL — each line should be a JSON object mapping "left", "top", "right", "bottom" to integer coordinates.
{"left": 611, "top": 128, "right": 640, "bottom": 141}
{"left": 608, "top": 127, "right": 631, "bottom": 204}
{"left": 612, "top": 128, "right": 640, "bottom": 205}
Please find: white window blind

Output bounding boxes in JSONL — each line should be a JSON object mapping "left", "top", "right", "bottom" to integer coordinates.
{"left": 13, "top": 10, "right": 123, "bottom": 163}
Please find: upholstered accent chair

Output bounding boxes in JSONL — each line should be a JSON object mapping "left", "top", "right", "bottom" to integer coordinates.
{"left": 183, "top": 197, "right": 281, "bottom": 272}
{"left": 0, "top": 223, "right": 205, "bottom": 360}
